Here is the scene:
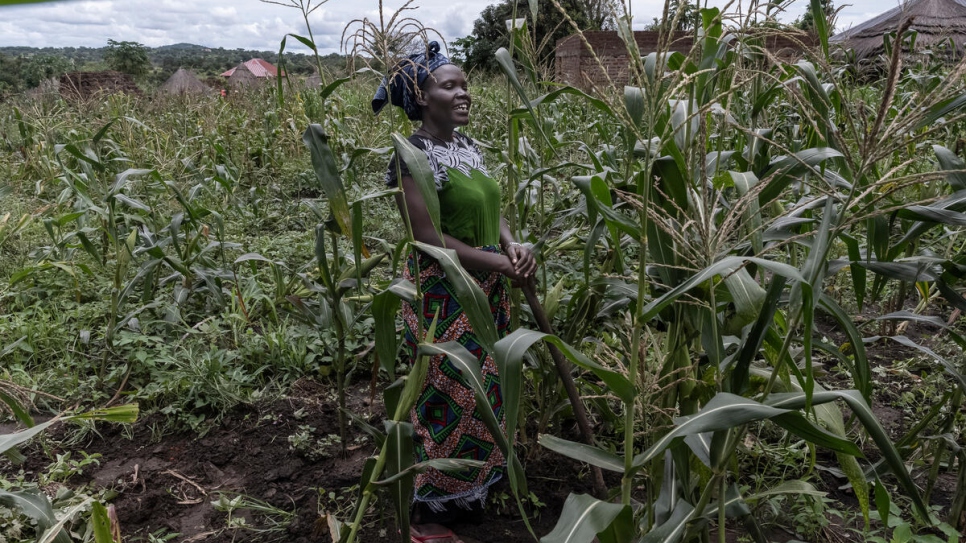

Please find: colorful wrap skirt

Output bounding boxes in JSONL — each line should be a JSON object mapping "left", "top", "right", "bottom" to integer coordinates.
{"left": 401, "top": 246, "right": 511, "bottom": 512}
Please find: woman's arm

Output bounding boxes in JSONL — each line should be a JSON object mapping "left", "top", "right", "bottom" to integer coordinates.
{"left": 396, "top": 175, "right": 521, "bottom": 279}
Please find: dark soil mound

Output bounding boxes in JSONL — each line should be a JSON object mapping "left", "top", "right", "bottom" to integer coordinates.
{"left": 59, "top": 70, "right": 142, "bottom": 100}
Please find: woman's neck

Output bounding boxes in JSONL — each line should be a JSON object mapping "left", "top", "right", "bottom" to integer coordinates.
{"left": 418, "top": 123, "right": 454, "bottom": 142}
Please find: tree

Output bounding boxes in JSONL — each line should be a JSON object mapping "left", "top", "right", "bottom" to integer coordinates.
{"left": 19, "top": 54, "right": 72, "bottom": 88}
{"left": 644, "top": 0, "right": 700, "bottom": 33}
{"left": 462, "top": 0, "right": 595, "bottom": 74}
{"left": 0, "top": 53, "right": 23, "bottom": 95}
{"left": 796, "top": 0, "right": 835, "bottom": 33}
{"left": 104, "top": 39, "right": 150, "bottom": 77}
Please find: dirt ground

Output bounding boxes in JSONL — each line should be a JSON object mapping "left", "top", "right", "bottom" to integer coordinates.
{"left": 6, "top": 378, "right": 600, "bottom": 542}
{"left": 2, "top": 312, "right": 962, "bottom": 542}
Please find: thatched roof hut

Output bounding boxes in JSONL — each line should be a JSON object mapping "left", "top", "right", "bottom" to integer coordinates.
{"left": 160, "top": 68, "right": 208, "bottom": 94}
{"left": 831, "top": 0, "right": 966, "bottom": 58}
{"left": 305, "top": 72, "right": 323, "bottom": 88}
{"left": 225, "top": 63, "right": 260, "bottom": 89}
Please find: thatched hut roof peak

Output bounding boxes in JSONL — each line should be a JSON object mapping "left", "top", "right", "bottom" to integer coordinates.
{"left": 832, "top": 0, "right": 966, "bottom": 57}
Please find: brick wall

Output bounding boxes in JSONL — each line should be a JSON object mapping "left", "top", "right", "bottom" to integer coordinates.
{"left": 556, "top": 31, "right": 815, "bottom": 90}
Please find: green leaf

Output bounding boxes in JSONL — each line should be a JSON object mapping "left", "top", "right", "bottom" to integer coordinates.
{"left": 641, "top": 499, "right": 694, "bottom": 543}
{"left": 374, "top": 458, "right": 485, "bottom": 486}
{"left": 373, "top": 289, "right": 402, "bottom": 378}
{"left": 0, "top": 489, "right": 71, "bottom": 543}
{"left": 819, "top": 295, "right": 872, "bottom": 401}
{"left": 391, "top": 133, "right": 443, "bottom": 242}
{"left": 759, "top": 148, "right": 843, "bottom": 204}
{"left": 0, "top": 388, "right": 33, "bottom": 428}
{"left": 746, "top": 480, "right": 825, "bottom": 502}
{"left": 0, "top": 418, "right": 64, "bottom": 455}
{"left": 933, "top": 145, "right": 966, "bottom": 191}
{"left": 896, "top": 206, "right": 966, "bottom": 225}
{"left": 722, "top": 267, "right": 765, "bottom": 325}
{"left": 540, "top": 493, "right": 631, "bottom": 543}
{"left": 763, "top": 390, "right": 930, "bottom": 521}
{"left": 494, "top": 47, "right": 547, "bottom": 146}
{"left": 538, "top": 434, "right": 624, "bottom": 473}
{"left": 632, "top": 394, "right": 790, "bottom": 468}
{"left": 914, "top": 92, "right": 966, "bottom": 131}
{"left": 90, "top": 502, "right": 114, "bottom": 543}
{"left": 303, "top": 124, "right": 352, "bottom": 239}
{"left": 731, "top": 170, "right": 763, "bottom": 254}
{"left": 641, "top": 257, "right": 805, "bottom": 322}
{"left": 810, "top": 0, "right": 830, "bottom": 57}
{"left": 874, "top": 479, "right": 891, "bottom": 530}
{"left": 383, "top": 420, "right": 414, "bottom": 539}
{"left": 516, "top": 86, "right": 614, "bottom": 119}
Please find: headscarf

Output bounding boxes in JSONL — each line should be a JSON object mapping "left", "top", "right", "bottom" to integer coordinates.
{"left": 372, "top": 41, "right": 452, "bottom": 121}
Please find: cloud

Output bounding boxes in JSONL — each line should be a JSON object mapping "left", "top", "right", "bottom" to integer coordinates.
{"left": 0, "top": 0, "right": 901, "bottom": 53}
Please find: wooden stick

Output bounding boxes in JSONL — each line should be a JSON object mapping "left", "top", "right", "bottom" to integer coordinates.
{"left": 521, "top": 281, "right": 608, "bottom": 499}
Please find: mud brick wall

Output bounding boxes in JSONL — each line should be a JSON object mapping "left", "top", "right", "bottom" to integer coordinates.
{"left": 556, "top": 31, "right": 813, "bottom": 90}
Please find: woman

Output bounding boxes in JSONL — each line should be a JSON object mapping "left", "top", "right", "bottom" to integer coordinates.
{"left": 373, "top": 42, "right": 536, "bottom": 543}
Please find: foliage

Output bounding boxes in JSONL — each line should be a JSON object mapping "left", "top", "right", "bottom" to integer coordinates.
{"left": 796, "top": 0, "right": 835, "bottom": 33}
{"left": 19, "top": 54, "right": 72, "bottom": 89}
{"left": 461, "top": 0, "right": 595, "bottom": 74}
{"left": 644, "top": 0, "right": 700, "bottom": 32}
{"left": 103, "top": 39, "right": 150, "bottom": 78}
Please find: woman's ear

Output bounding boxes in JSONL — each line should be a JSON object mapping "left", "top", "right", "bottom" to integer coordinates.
{"left": 415, "top": 88, "right": 428, "bottom": 107}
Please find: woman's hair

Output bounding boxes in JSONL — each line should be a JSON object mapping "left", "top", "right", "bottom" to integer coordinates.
{"left": 372, "top": 41, "right": 452, "bottom": 121}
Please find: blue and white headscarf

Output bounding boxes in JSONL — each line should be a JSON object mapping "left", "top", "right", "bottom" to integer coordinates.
{"left": 371, "top": 41, "right": 452, "bottom": 121}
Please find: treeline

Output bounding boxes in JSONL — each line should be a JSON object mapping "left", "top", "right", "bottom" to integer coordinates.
{"left": 0, "top": 42, "right": 346, "bottom": 95}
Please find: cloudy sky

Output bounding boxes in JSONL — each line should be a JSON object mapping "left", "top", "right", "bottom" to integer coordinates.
{"left": 0, "top": 0, "right": 904, "bottom": 54}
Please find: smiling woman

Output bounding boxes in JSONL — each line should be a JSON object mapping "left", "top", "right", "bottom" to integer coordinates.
{"left": 373, "top": 41, "right": 535, "bottom": 543}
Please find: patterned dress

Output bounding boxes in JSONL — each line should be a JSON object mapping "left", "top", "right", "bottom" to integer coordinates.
{"left": 386, "top": 132, "right": 510, "bottom": 513}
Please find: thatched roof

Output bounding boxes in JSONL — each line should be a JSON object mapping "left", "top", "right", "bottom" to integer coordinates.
{"left": 305, "top": 73, "right": 323, "bottom": 88}
{"left": 160, "top": 68, "right": 208, "bottom": 94}
{"left": 831, "top": 0, "right": 966, "bottom": 58}
{"left": 226, "top": 63, "right": 260, "bottom": 88}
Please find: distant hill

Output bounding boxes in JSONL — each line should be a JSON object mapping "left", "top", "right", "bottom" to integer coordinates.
{"left": 0, "top": 42, "right": 346, "bottom": 92}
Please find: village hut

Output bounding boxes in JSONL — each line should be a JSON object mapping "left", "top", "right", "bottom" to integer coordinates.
{"left": 225, "top": 63, "right": 260, "bottom": 89}
{"left": 831, "top": 0, "right": 966, "bottom": 59}
{"left": 220, "top": 58, "right": 282, "bottom": 79}
{"left": 160, "top": 68, "right": 208, "bottom": 95}
{"left": 305, "top": 72, "right": 323, "bottom": 88}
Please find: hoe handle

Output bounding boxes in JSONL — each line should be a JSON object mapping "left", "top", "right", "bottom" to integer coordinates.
{"left": 521, "top": 280, "right": 608, "bottom": 499}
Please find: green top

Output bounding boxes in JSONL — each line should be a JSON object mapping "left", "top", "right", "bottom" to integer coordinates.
{"left": 439, "top": 167, "right": 502, "bottom": 247}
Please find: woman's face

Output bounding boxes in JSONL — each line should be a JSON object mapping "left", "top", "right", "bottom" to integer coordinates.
{"left": 418, "top": 64, "right": 471, "bottom": 128}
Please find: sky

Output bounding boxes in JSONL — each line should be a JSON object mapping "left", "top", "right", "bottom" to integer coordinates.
{"left": 0, "top": 0, "right": 905, "bottom": 54}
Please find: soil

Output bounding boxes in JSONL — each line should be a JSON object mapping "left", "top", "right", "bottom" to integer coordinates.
{"left": 3, "top": 378, "right": 596, "bottom": 542}
{"left": 59, "top": 70, "right": 142, "bottom": 100}
{"left": 2, "top": 308, "right": 961, "bottom": 542}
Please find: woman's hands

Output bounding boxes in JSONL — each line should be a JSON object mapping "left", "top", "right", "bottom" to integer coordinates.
{"left": 503, "top": 242, "right": 537, "bottom": 285}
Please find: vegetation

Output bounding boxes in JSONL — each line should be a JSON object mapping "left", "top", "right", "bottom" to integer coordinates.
{"left": 460, "top": 0, "right": 599, "bottom": 74}
{"left": 0, "top": 0, "right": 965, "bottom": 541}
{"left": 103, "top": 40, "right": 150, "bottom": 78}
{"left": 0, "top": 42, "right": 338, "bottom": 95}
